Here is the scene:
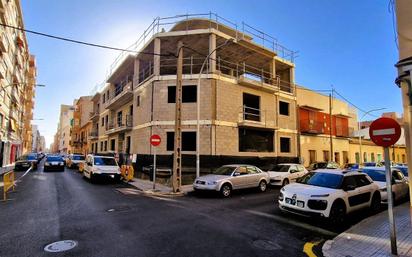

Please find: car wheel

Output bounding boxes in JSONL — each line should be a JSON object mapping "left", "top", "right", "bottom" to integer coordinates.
{"left": 258, "top": 180, "right": 267, "bottom": 192}
{"left": 370, "top": 192, "right": 381, "bottom": 213}
{"left": 329, "top": 201, "right": 346, "bottom": 225}
{"left": 282, "top": 179, "right": 289, "bottom": 187}
{"left": 114, "top": 174, "right": 121, "bottom": 183}
{"left": 220, "top": 183, "right": 232, "bottom": 198}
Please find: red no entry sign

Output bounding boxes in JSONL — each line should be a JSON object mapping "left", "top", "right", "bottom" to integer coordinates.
{"left": 150, "top": 134, "right": 161, "bottom": 147}
{"left": 369, "top": 117, "right": 401, "bottom": 147}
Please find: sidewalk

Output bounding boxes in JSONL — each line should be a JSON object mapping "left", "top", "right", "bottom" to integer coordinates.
{"left": 127, "top": 178, "right": 194, "bottom": 196}
{"left": 323, "top": 203, "right": 412, "bottom": 257}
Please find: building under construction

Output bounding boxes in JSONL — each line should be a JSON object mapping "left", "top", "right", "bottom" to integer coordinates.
{"left": 88, "top": 13, "right": 298, "bottom": 172}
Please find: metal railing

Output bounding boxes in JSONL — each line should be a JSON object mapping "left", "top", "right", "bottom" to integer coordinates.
{"left": 243, "top": 105, "right": 261, "bottom": 122}
{"left": 300, "top": 119, "right": 325, "bottom": 134}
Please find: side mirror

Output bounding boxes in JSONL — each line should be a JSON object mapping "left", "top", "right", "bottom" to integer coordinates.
{"left": 233, "top": 172, "right": 241, "bottom": 176}
{"left": 344, "top": 184, "right": 356, "bottom": 191}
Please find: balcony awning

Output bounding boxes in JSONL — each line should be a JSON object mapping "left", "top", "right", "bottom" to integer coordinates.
{"left": 299, "top": 105, "right": 323, "bottom": 112}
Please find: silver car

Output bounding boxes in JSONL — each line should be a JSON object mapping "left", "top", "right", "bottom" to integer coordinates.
{"left": 193, "top": 165, "right": 270, "bottom": 197}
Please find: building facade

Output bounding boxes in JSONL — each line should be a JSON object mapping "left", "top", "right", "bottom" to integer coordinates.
{"left": 84, "top": 15, "right": 298, "bottom": 171}
{"left": 70, "top": 96, "right": 93, "bottom": 155}
{"left": 55, "top": 104, "right": 73, "bottom": 154}
{"left": 0, "top": 0, "right": 36, "bottom": 167}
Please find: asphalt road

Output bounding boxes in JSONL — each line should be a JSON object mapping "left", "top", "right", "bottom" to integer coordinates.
{"left": 0, "top": 162, "right": 382, "bottom": 257}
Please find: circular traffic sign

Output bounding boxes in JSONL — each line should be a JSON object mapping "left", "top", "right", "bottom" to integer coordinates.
{"left": 150, "top": 134, "right": 161, "bottom": 146}
{"left": 369, "top": 117, "right": 401, "bottom": 147}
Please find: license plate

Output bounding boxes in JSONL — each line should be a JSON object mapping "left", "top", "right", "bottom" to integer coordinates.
{"left": 22, "top": 164, "right": 30, "bottom": 167}
{"left": 52, "top": 162, "right": 58, "bottom": 165}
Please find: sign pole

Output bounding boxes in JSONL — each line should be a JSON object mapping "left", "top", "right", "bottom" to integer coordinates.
{"left": 153, "top": 147, "right": 156, "bottom": 190}
{"left": 384, "top": 146, "right": 397, "bottom": 255}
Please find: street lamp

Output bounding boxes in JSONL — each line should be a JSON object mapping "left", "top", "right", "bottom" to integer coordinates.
{"left": 358, "top": 107, "right": 386, "bottom": 164}
{"left": 196, "top": 38, "right": 234, "bottom": 179}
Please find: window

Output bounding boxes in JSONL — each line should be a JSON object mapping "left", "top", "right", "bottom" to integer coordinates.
{"left": 136, "top": 95, "right": 140, "bottom": 107}
{"left": 355, "top": 175, "right": 371, "bottom": 187}
{"left": 342, "top": 176, "right": 357, "bottom": 189}
{"left": 100, "top": 141, "right": 103, "bottom": 151}
{"left": 280, "top": 137, "right": 290, "bottom": 153}
{"left": 243, "top": 93, "right": 260, "bottom": 121}
{"left": 129, "top": 105, "right": 133, "bottom": 116}
{"left": 104, "top": 141, "right": 107, "bottom": 151}
{"left": 363, "top": 152, "right": 367, "bottom": 162}
{"left": 117, "top": 111, "right": 122, "bottom": 126}
{"left": 239, "top": 128, "right": 273, "bottom": 152}
{"left": 371, "top": 153, "right": 375, "bottom": 162}
{"left": 110, "top": 139, "right": 115, "bottom": 151}
{"left": 355, "top": 152, "right": 360, "bottom": 163}
{"left": 247, "top": 166, "right": 259, "bottom": 174}
{"left": 101, "top": 117, "right": 104, "bottom": 127}
{"left": 166, "top": 131, "right": 197, "bottom": 151}
{"left": 279, "top": 101, "right": 289, "bottom": 116}
{"left": 334, "top": 152, "right": 340, "bottom": 164}
{"left": 168, "top": 85, "right": 197, "bottom": 103}
{"left": 102, "top": 93, "right": 105, "bottom": 104}
{"left": 0, "top": 113, "right": 3, "bottom": 128}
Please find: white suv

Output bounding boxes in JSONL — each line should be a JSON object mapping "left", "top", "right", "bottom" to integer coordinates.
{"left": 267, "top": 163, "right": 308, "bottom": 186}
{"left": 278, "top": 169, "right": 381, "bottom": 224}
{"left": 83, "top": 154, "right": 121, "bottom": 182}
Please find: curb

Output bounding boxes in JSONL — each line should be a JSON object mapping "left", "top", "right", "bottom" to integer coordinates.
{"left": 125, "top": 180, "right": 189, "bottom": 197}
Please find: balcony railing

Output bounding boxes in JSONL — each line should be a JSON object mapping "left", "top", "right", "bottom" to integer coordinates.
{"left": 89, "top": 130, "right": 99, "bottom": 139}
{"left": 105, "top": 81, "right": 133, "bottom": 110}
{"left": 105, "top": 115, "right": 133, "bottom": 135}
{"left": 89, "top": 111, "right": 99, "bottom": 120}
{"left": 238, "top": 106, "right": 277, "bottom": 128}
{"left": 300, "top": 119, "right": 325, "bottom": 134}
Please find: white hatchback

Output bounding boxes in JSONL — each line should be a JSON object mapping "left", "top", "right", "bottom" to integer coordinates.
{"left": 278, "top": 169, "right": 381, "bottom": 224}
{"left": 267, "top": 163, "right": 308, "bottom": 186}
{"left": 83, "top": 154, "right": 121, "bottom": 182}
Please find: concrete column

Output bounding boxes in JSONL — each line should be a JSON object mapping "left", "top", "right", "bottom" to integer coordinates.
{"left": 209, "top": 33, "right": 216, "bottom": 73}
{"left": 270, "top": 58, "right": 276, "bottom": 80}
{"left": 153, "top": 38, "right": 161, "bottom": 76}
{"left": 133, "top": 58, "right": 140, "bottom": 84}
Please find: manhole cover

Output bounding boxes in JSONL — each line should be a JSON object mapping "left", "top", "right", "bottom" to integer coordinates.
{"left": 44, "top": 240, "right": 77, "bottom": 252}
{"left": 252, "top": 239, "right": 282, "bottom": 251}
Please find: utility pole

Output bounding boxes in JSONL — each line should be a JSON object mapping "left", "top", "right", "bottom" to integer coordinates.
{"left": 172, "top": 41, "right": 183, "bottom": 193}
{"left": 329, "top": 92, "right": 333, "bottom": 162}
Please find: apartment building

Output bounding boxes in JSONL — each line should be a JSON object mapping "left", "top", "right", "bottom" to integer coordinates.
{"left": 0, "top": 0, "right": 36, "bottom": 167}
{"left": 54, "top": 104, "right": 74, "bottom": 154}
{"left": 296, "top": 86, "right": 353, "bottom": 167}
{"left": 88, "top": 14, "right": 298, "bottom": 170}
{"left": 70, "top": 96, "right": 93, "bottom": 155}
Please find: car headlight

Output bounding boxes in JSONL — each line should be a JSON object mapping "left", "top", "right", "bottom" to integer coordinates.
{"left": 207, "top": 181, "right": 217, "bottom": 185}
{"left": 278, "top": 192, "right": 284, "bottom": 201}
{"left": 281, "top": 187, "right": 285, "bottom": 192}
{"left": 60, "top": 162, "right": 64, "bottom": 165}
{"left": 45, "top": 162, "right": 50, "bottom": 166}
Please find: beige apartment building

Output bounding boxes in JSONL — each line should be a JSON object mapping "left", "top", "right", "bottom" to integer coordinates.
{"left": 54, "top": 104, "right": 73, "bottom": 154}
{"left": 0, "top": 0, "right": 36, "bottom": 168}
{"left": 296, "top": 86, "right": 355, "bottom": 167}
{"left": 70, "top": 96, "right": 93, "bottom": 155}
{"left": 87, "top": 14, "right": 298, "bottom": 170}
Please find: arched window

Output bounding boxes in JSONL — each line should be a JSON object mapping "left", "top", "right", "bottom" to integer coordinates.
{"left": 363, "top": 152, "right": 367, "bottom": 162}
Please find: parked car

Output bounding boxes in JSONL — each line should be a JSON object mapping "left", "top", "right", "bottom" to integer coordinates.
{"left": 278, "top": 169, "right": 381, "bottom": 224}
{"left": 83, "top": 154, "right": 121, "bottom": 182}
{"left": 362, "top": 162, "right": 383, "bottom": 167}
{"left": 193, "top": 164, "right": 270, "bottom": 197}
{"left": 307, "top": 162, "right": 340, "bottom": 171}
{"left": 343, "top": 163, "right": 359, "bottom": 170}
{"left": 361, "top": 167, "right": 409, "bottom": 203}
{"left": 44, "top": 155, "right": 65, "bottom": 172}
{"left": 66, "top": 154, "right": 85, "bottom": 169}
{"left": 266, "top": 163, "right": 308, "bottom": 186}
{"left": 15, "top": 153, "right": 38, "bottom": 171}
{"left": 393, "top": 165, "right": 408, "bottom": 178}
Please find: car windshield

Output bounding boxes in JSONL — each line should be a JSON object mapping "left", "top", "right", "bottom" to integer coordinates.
{"left": 94, "top": 157, "right": 117, "bottom": 166}
{"left": 47, "top": 156, "right": 63, "bottom": 162}
{"left": 268, "top": 164, "right": 290, "bottom": 172}
{"left": 213, "top": 166, "right": 237, "bottom": 176}
{"left": 297, "top": 172, "right": 343, "bottom": 189}
{"left": 362, "top": 169, "right": 386, "bottom": 182}
{"left": 72, "top": 155, "right": 85, "bottom": 160}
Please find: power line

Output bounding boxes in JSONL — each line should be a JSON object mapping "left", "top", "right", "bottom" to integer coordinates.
{"left": 0, "top": 22, "right": 176, "bottom": 57}
{"left": 332, "top": 89, "right": 379, "bottom": 118}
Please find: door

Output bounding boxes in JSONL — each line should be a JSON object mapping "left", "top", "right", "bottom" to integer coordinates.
{"left": 353, "top": 175, "right": 373, "bottom": 208}
{"left": 392, "top": 170, "right": 408, "bottom": 200}
{"left": 246, "top": 166, "right": 261, "bottom": 187}
{"left": 288, "top": 165, "right": 300, "bottom": 182}
{"left": 230, "top": 166, "right": 248, "bottom": 189}
{"left": 342, "top": 176, "right": 362, "bottom": 211}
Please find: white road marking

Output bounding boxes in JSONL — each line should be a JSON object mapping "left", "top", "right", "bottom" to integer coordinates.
{"left": 372, "top": 128, "right": 395, "bottom": 136}
{"left": 244, "top": 209, "right": 337, "bottom": 237}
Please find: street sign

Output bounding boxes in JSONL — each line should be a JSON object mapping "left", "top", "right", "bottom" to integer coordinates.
{"left": 369, "top": 117, "right": 401, "bottom": 147}
{"left": 150, "top": 134, "right": 161, "bottom": 147}
{"left": 369, "top": 117, "right": 401, "bottom": 255}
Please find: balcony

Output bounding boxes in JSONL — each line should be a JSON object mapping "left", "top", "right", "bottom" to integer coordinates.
{"left": 300, "top": 119, "right": 326, "bottom": 134}
{"left": 0, "top": 61, "right": 5, "bottom": 79}
{"left": 105, "top": 115, "right": 133, "bottom": 135}
{"left": 105, "top": 81, "right": 133, "bottom": 110}
{"left": 335, "top": 125, "right": 349, "bottom": 137}
{"left": 89, "top": 111, "right": 99, "bottom": 121}
{"left": 10, "top": 88, "right": 19, "bottom": 103}
{"left": 238, "top": 106, "right": 277, "bottom": 129}
{"left": 89, "top": 130, "right": 99, "bottom": 140}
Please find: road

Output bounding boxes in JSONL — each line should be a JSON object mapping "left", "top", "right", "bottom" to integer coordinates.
{"left": 0, "top": 162, "right": 380, "bottom": 257}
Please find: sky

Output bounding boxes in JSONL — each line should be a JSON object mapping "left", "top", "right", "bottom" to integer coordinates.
{"left": 20, "top": 0, "right": 401, "bottom": 147}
